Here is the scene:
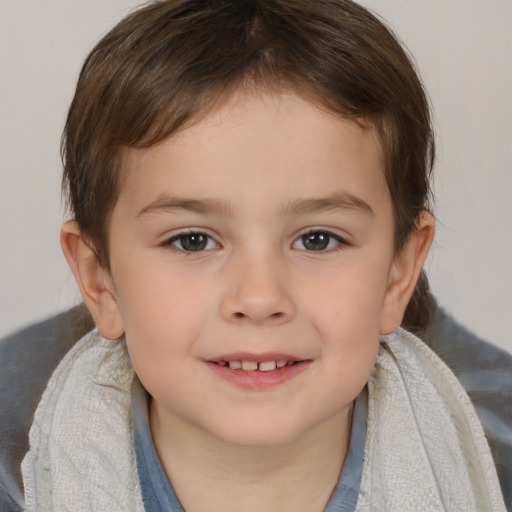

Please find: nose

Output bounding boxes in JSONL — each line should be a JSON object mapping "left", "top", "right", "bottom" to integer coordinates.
{"left": 220, "top": 253, "right": 295, "bottom": 326}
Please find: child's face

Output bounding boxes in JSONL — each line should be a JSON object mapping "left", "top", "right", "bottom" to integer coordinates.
{"left": 103, "top": 91, "right": 405, "bottom": 447}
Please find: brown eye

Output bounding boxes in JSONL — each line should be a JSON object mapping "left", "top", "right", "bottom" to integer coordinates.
{"left": 165, "top": 232, "right": 218, "bottom": 252}
{"left": 293, "top": 231, "right": 345, "bottom": 251}
{"left": 302, "top": 232, "right": 330, "bottom": 251}
{"left": 179, "top": 233, "right": 208, "bottom": 251}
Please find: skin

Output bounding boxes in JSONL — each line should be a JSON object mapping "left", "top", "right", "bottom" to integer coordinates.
{"left": 62, "top": 91, "right": 434, "bottom": 511}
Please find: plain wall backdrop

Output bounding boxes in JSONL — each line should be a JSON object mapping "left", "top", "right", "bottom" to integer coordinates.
{"left": 1, "top": 0, "right": 511, "bottom": 352}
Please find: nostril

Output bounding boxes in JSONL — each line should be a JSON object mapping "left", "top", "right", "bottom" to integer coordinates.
{"left": 227, "top": 306, "right": 291, "bottom": 324}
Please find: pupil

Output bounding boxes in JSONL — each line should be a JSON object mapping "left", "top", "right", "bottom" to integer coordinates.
{"left": 182, "top": 234, "right": 207, "bottom": 251}
{"left": 303, "top": 232, "right": 329, "bottom": 251}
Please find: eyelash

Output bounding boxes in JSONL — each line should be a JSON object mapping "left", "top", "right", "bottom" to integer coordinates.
{"left": 161, "top": 231, "right": 220, "bottom": 253}
{"left": 292, "top": 230, "right": 348, "bottom": 252}
{"left": 161, "top": 229, "right": 348, "bottom": 253}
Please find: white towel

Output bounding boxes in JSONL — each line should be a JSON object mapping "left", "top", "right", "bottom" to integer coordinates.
{"left": 22, "top": 329, "right": 506, "bottom": 511}
{"left": 22, "top": 332, "right": 144, "bottom": 512}
{"left": 356, "top": 329, "right": 506, "bottom": 511}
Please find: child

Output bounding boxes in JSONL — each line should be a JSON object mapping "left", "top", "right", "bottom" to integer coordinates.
{"left": 9, "top": 0, "right": 510, "bottom": 510}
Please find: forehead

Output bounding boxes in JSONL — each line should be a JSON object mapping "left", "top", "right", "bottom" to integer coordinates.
{"left": 117, "top": 91, "right": 389, "bottom": 219}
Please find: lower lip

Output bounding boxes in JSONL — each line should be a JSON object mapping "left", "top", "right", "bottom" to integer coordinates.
{"left": 205, "top": 361, "right": 311, "bottom": 390}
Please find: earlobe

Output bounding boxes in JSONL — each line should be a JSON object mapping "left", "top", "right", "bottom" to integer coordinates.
{"left": 60, "top": 221, "right": 124, "bottom": 339}
{"left": 380, "top": 212, "right": 435, "bottom": 335}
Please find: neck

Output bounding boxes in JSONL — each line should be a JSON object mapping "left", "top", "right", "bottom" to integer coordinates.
{"left": 149, "top": 401, "right": 353, "bottom": 512}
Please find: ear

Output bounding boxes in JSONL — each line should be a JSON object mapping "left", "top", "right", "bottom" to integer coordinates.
{"left": 60, "top": 221, "right": 124, "bottom": 340}
{"left": 380, "top": 212, "right": 435, "bottom": 334}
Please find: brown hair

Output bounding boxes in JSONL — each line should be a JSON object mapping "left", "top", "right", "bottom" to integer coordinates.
{"left": 62, "top": 0, "right": 435, "bottom": 331}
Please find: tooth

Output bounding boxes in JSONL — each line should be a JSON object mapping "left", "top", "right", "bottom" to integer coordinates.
{"left": 242, "top": 360, "right": 258, "bottom": 371}
{"left": 259, "top": 361, "right": 276, "bottom": 372}
{"left": 217, "top": 361, "right": 227, "bottom": 366}
{"left": 276, "top": 360, "right": 287, "bottom": 368}
{"left": 229, "top": 361, "right": 242, "bottom": 369}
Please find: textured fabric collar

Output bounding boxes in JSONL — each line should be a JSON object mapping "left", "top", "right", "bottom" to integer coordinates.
{"left": 22, "top": 329, "right": 506, "bottom": 511}
{"left": 355, "top": 330, "right": 506, "bottom": 511}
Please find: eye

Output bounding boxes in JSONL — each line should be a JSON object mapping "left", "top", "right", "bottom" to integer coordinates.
{"left": 292, "top": 230, "right": 345, "bottom": 251}
{"left": 163, "top": 232, "right": 219, "bottom": 252}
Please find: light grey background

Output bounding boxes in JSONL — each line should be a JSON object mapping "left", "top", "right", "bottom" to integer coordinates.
{"left": 1, "top": 1, "right": 511, "bottom": 352}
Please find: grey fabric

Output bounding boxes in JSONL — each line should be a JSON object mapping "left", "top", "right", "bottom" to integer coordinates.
{"left": 422, "top": 309, "right": 512, "bottom": 510}
{"left": 1, "top": 303, "right": 511, "bottom": 511}
{"left": 0, "top": 305, "right": 94, "bottom": 511}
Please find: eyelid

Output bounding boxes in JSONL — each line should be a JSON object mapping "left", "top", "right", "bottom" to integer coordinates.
{"left": 158, "top": 227, "right": 350, "bottom": 253}
{"left": 292, "top": 228, "right": 349, "bottom": 251}
{"left": 160, "top": 228, "right": 221, "bottom": 252}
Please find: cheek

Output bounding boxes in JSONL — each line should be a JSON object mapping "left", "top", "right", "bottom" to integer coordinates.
{"left": 302, "top": 259, "right": 388, "bottom": 379}
{"left": 114, "top": 265, "right": 214, "bottom": 374}
{"left": 305, "top": 259, "right": 390, "bottom": 332}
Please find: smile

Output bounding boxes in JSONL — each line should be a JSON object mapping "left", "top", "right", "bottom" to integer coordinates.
{"left": 215, "top": 360, "right": 297, "bottom": 371}
{"left": 205, "top": 354, "right": 311, "bottom": 390}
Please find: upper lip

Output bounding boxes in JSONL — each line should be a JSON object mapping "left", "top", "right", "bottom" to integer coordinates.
{"left": 207, "top": 352, "right": 306, "bottom": 363}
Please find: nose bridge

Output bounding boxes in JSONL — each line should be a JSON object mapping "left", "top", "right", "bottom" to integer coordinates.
{"left": 220, "top": 246, "right": 295, "bottom": 325}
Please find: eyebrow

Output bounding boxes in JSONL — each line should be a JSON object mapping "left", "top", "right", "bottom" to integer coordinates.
{"left": 138, "top": 192, "right": 374, "bottom": 218}
{"left": 138, "top": 196, "right": 234, "bottom": 217}
{"left": 281, "top": 193, "right": 374, "bottom": 217}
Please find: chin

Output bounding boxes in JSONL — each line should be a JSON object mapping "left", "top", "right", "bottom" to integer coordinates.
{"left": 206, "top": 415, "right": 314, "bottom": 450}
{"left": 216, "top": 430, "right": 301, "bottom": 449}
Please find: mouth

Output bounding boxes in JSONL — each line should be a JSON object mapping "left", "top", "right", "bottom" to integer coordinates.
{"left": 212, "top": 359, "right": 299, "bottom": 372}
{"left": 205, "top": 354, "right": 311, "bottom": 390}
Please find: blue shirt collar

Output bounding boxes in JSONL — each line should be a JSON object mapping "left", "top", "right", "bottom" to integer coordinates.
{"left": 132, "top": 378, "right": 367, "bottom": 512}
